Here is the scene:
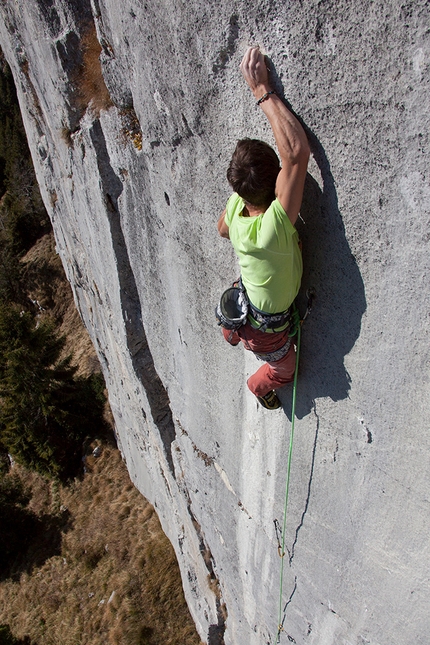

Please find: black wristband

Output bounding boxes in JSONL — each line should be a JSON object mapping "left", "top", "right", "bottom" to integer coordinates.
{"left": 256, "top": 90, "right": 276, "bottom": 106}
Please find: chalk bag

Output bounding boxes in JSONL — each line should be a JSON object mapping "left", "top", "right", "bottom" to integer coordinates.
{"left": 215, "top": 286, "right": 248, "bottom": 330}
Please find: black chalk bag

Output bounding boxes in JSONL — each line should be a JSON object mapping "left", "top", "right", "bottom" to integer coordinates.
{"left": 215, "top": 287, "right": 248, "bottom": 330}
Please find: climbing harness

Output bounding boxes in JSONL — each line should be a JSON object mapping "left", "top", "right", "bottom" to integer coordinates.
{"left": 273, "top": 287, "right": 315, "bottom": 644}
{"left": 240, "top": 277, "right": 293, "bottom": 333}
{"left": 247, "top": 298, "right": 293, "bottom": 333}
{"left": 251, "top": 300, "right": 302, "bottom": 362}
{"left": 216, "top": 277, "right": 295, "bottom": 333}
{"left": 254, "top": 338, "right": 292, "bottom": 363}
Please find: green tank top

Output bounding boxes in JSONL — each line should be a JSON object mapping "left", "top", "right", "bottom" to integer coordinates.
{"left": 224, "top": 193, "right": 302, "bottom": 313}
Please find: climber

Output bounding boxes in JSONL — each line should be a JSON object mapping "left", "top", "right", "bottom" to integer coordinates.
{"left": 217, "top": 46, "right": 310, "bottom": 410}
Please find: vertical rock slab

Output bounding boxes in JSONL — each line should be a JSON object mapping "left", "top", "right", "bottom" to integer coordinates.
{"left": 0, "top": 1, "right": 429, "bottom": 644}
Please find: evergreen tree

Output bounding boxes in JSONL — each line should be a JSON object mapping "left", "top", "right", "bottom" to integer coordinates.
{"left": 0, "top": 306, "right": 106, "bottom": 480}
{"left": 0, "top": 243, "right": 23, "bottom": 305}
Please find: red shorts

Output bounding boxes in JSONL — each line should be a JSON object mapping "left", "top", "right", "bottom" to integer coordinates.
{"left": 222, "top": 324, "right": 296, "bottom": 397}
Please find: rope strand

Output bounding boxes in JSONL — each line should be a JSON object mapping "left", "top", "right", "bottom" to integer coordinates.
{"left": 275, "top": 323, "right": 302, "bottom": 643}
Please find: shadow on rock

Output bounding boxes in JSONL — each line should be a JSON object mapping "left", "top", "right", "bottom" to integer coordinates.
{"left": 89, "top": 119, "right": 177, "bottom": 474}
{"left": 266, "top": 64, "right": 366, "bottom": 419}
{"left": 281, "top": 152, "right": 366, "bottom": 419}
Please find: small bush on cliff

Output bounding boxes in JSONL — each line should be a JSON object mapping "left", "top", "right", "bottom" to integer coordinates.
{"left": 0, "top": 305, "right": 106, "bottom": 481}
{"left": 75, "top": 25, "right": 112, "bottom": 115}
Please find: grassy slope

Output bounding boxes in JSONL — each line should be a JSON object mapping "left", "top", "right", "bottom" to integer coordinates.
{"left": 0, "top": 448, "right": 202, "bottom": 645}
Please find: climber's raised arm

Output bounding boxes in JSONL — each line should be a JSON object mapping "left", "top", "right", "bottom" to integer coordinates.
{"left": 240, "top": 46, "right": 310, "bottom": 225}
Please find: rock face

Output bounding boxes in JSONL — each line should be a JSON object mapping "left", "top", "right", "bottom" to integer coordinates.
{"left": 0, "top": 1, "right": 429, "bottom": 643}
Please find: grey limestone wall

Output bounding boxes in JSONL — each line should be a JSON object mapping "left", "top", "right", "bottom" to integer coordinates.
{"left": 0, "top": 1, "right": 429, "bottom": 643}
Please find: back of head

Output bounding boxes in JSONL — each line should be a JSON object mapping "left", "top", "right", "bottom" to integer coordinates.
{"left": 227, "top": 138, "right": 280, "bottom": 208}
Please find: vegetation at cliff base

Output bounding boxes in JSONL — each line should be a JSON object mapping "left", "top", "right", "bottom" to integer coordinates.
{"left": 0, "top": 447, "right": 203, "bottom": 645}
{"left": 0, "top": 305, "right": 106, "bottom": 480}
{"left": 0, "top": 51, "right": 106, "bottom": 482}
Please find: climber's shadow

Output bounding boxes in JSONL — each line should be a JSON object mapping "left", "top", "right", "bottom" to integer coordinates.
{"left": 279, "top": 132, "right": 366, "bottom": 419}
{"left": 263, "top": 56, "right": 367, "bottom": 419}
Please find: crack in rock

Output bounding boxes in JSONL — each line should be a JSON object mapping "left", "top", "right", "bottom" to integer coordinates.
{"left": 288, "top": 401, "right": 320, "bottom": 565}
{"left": 89, "top": 118, "right": 176, "bottom": 474}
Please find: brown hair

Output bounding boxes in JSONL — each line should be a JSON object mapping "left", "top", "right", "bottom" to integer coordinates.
{"left": 226, "top": 138, "right": 280, "bottom": 207}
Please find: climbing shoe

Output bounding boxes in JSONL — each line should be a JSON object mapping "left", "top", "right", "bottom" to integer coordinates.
{"left": 257, "top": 390, "right": 281, "bottom": 410}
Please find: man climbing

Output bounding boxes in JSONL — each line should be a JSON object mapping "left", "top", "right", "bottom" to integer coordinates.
{"left": 217, "top": 46, "right": 310, "bottom": 410}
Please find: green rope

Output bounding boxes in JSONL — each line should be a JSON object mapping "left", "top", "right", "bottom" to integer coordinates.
{"left": 275, "top": 322, "right": 302, "bottom": 643}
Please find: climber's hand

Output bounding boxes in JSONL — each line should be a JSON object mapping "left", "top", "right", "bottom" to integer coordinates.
{"left": 240, "top": 46, "right": 271, "bottom": 97}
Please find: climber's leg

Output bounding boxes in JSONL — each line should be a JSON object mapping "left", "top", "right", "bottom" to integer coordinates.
{"left": 247, "top": 343, "right": 296, "bottom": 397}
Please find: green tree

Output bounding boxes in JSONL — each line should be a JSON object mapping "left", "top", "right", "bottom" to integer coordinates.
{"left": 0, "top": 242, "right": 23, "bottom": 305}
{"left": 0, "top": 306, "right": 106, "bottom": 481}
